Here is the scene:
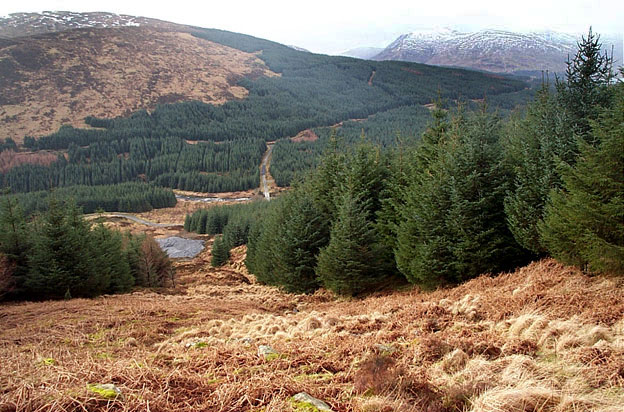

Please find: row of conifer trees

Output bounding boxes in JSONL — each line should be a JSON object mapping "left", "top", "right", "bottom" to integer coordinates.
{"left": 0, "top": 197, "right": 174, "bottom": 301}
{"left": 242, "top": 30, "right": 623, "bottom": 295}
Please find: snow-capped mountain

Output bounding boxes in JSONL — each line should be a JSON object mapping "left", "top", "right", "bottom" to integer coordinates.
{"left": 0, "top": 11, "right": 177, "bottom": 38}
{"left": 374, "top": 28, "right": 622, "bottom": 74}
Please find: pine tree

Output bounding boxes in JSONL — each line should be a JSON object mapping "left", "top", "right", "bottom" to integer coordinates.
{"left": 316, "top": 187, "right": 389, "bottom": 296}
{"left": 211, "top": 235, "right": 230, "bottom": 267}
{"left": 557, "top": 27, "right": 614, "bottom": 139}
{"left": 270, "top": 188, "right": 329, "bottom": 293}
{"left": 540, "top": 83, "right": 624, "bottom": 275}
{"left": 0, "top": 196, "right": 31, "bottom": 296}
{"left": 503, "top": 84, "right": 576, "bottom": 254}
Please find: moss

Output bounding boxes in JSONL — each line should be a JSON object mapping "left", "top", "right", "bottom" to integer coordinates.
{"left": 293, "top": 372, "right": 333, "bottom": 382}
{"left": 193, "top": 341, "right": 208, "bottom": 349}
{"left": 265, "top": 353, "right": 280, "bottom": 361}
{"left": 39, "top": 357, "right": 56, "bottom": 366}
{"left": 289, "top": 400, "right": 323, "bottom": 412}
{"left": 87, "top": 383, "right": 121, "bottom": 399}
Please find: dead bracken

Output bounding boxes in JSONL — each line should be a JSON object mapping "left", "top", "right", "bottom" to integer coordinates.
{"left": 1, "top": 256, "right": 623, "bottom": 411}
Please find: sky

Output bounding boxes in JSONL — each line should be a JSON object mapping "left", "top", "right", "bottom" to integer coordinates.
{"left": 1, "top": 0, "right": 623, "bottom": 54}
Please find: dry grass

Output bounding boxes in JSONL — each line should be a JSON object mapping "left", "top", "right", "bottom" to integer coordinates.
{"left": 2, "top": 255, "right": 623, "bottom": 411}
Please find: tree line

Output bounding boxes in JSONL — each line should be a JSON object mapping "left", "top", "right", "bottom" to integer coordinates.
{"left": 4, "top": 182, "right": 176, "bottom": 216}
{"left": 241, "top": 30, "right": 622, "bottom": 295}
{"left": 3, "top": 137, "right": 265, "bottom": 195}
{"left": 0, "top": 196, "right": 174, "bottom": 301}
{"left": 184, "top": 201, "right": 270, "bottom": 267}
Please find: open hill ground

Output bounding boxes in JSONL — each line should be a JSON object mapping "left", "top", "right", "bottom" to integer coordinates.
{"left": 1, "top": 244, "right": 623, "bottom": 411}
{"left": 0, "top": 26, "right": 276, "bottom": 142}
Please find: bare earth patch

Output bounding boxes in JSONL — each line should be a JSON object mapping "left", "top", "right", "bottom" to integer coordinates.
{"left": 290, "top": 129, "right": 319, "bottom": 143}
{"left": 0, "top": 149, "right": 60, "bottom": 173}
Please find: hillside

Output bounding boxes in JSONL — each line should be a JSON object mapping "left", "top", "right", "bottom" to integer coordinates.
{"left": 1, "top": 243, "right": 622, "bottom": 410}
{"left": 373, "top": 28, "right": 623, "bottom": 74}
{"left": 0, "top": 12, "right": 528, "bottom": 200}
{"left": 0, "top": 25, "right": 276, "bottom": 141}
{"left": 0, "top": 10, "right": 180, "bottom": 38}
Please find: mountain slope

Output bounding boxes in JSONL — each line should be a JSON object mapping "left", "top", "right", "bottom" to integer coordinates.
{"left": 374, "top": 28, "right": 622, "bottom": 74}
{"left": 0, "top": 25, "right": 276, "bottom": 141}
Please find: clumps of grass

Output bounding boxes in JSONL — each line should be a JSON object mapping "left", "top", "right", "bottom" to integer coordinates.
{"left": 470, "top": 385, "right": 560, "bottom": 412}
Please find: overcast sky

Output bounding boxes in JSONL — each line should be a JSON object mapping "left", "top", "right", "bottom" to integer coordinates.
{"left": 1, "top": 1, "right": 622, "bottom": 54}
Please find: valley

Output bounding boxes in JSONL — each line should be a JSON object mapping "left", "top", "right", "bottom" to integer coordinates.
{"left": 0, "top": 10, "right": 622, "bottom": 412}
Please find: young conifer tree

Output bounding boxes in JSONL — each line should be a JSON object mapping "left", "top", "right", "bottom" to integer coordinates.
{"left": 210, "top": 235, "right": 230, "bottom": 267}
{"left": 540, "top": 82, "right": 624, "bottom": 275}
{"left": 316, "top": 183, "right": 389, "bottom": 296}
{"left": 557, "top": 27, "right": 614, "bottom": 139}
{"left": 504, "top": 83, "right": 575, "bottom": 254}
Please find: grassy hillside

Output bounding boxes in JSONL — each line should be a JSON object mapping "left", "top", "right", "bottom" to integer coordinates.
{"left": 1, "top": 249, "right": 622, "bottom": 411}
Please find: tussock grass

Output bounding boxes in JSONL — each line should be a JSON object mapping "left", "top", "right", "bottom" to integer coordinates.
{"left": 1, "top": 258, "right": 623, "bottom": 411}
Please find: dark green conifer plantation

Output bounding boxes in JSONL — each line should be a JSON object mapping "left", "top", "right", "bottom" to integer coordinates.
{"left": 0, "top": 197, "right": 174, "bottom": 301}
{"left": 0, "top": 196, "right": 31, "bottom": 297}
{"left": 540, "top": 79, "right": 624, "bottom": 275}
{"left": 25, "top": 198, "right": 100, "bottom": 299}
{"left": 505, "top": 29, "right": 614, "bottom": 255}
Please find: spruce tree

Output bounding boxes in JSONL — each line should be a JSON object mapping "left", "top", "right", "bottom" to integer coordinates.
{"left": 540, "top": 83, "right": 624, "bottom": 275}
{"left": 397, "top": 108, "right": 524, "bottom": 286}
{"left": 445, "top": 108, "right": 524, "bottom": 281}
{"left": 503, "top": 84, "right": 576, "bottom": 254}
{"left": 25, "top": 198, "right": 100, "bottom": 299}
{"left": 316, "top": 187, "right": 389, "bottom": 296}
{"left": 91, "top": 224, "right": 134, "bottom": 293}
{"left": 211, "top": 235, "right": 230, "bottom": 267}
{"left": 557, "top": 27, "right": 614, "bottom": 139}
{"left": 0, "top": 196, "right": 31, "bottom": 296}
{"left": 270, "top": 188, "right": 329, "bottom": 293}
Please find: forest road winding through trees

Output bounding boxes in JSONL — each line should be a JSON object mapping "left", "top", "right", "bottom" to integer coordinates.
{"left": 261, "top": 144, "right": 273, "bottom": 200}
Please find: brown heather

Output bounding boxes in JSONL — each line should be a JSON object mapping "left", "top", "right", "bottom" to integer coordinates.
{"left": 1, "top": 246, "right": 623, "bottom": 411}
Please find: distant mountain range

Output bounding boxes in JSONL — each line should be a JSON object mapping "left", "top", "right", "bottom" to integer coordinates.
{"left": 343, "top": 28, "right": 623, "bottom": 75}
